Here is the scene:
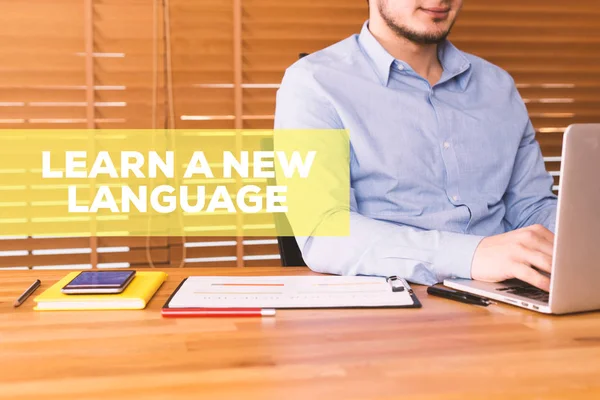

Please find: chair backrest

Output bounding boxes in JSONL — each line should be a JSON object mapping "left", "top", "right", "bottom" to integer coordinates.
{"left": 260, "top": 138, "right": 307, "bottom": 267}
{"left": 544, "top": 156, "right": 561, "bottom": 193}
{"left": 276, "top": 227, "right": 308, "bottom": 267}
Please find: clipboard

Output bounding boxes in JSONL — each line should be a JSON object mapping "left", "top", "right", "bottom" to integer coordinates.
{"left": 162, "top": 275, "right": 421, "bottom": 310}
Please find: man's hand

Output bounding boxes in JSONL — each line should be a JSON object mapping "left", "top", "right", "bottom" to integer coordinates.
{"left": 471, "top": 224, "right": 555, "bottom": 291}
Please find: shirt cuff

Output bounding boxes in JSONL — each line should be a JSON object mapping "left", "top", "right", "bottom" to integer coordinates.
{"left": 432, "top": 232, "right": 485, "bottom": 281}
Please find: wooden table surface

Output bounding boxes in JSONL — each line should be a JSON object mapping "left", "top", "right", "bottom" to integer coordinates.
{"left": 1, "top": 267, "right": 600, "bottom": 400}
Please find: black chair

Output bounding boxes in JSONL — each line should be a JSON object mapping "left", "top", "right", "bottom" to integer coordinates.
{"left": 273, "top": 53, "right": 312, "bottom": 266}
{"left": 260, "top": 138, "right": 307, "bottom": 267}
{"left": 274, "top": 212, "right": 307, "bottom": 267}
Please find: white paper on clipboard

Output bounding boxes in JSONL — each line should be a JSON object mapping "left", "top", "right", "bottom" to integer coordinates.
{"left": 167, "top": 275, "right": 417, "bottom": 309}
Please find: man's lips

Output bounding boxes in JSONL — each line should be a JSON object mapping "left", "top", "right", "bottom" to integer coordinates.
{"left": 420, "top": 7, "right": 451, "bottom": 18}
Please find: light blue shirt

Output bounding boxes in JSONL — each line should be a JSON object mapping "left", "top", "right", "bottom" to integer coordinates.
{"left": 274, "top": 22, "right": 557, "bottom": 285}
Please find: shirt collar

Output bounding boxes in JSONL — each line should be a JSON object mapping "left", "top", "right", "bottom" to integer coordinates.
{"left": 358, "top": 21, "right": 395, "bottom": 86}
{"left": 437, "top": 40, "right": 472, "bottom": 91}
{"left": 358, "top": 20, "right": 472, "bottom": 91}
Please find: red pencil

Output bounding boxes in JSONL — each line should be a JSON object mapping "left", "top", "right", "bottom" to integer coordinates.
{"left": 161, "top": 307, "right": 276, "bottom": 318}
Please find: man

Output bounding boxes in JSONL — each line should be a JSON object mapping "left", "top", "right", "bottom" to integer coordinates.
{"left": 274, "top": 0, "right": 557, "bottom": 291}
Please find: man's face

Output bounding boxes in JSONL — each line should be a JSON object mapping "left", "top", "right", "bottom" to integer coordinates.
{"left": 374, "top": 0, "right": 463, "bottom": 44}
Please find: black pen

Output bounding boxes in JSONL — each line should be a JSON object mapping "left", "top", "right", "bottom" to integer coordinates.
{"left": 14, "top": 279, "right": 41, "bottom": 307}
{"left": 427, "top": 286, "right": 491, "bottom": 306}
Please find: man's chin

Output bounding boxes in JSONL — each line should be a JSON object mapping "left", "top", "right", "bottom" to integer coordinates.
{"left": 409, "top": 32, "right": 450, "bottom": 45}
{"left": 382, "top": 15, "right": 452, "bottom": 45}
{"left": 418, "top": 25, "right": 452, "bottom": 38}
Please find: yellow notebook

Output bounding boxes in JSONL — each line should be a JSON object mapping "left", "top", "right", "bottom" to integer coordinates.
{"left": 34, "top": 271, "right": 168, "bottom": 311}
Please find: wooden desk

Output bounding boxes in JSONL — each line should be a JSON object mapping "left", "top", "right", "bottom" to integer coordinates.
{"left": 1, "top": 267, "right": 600, "bottom": 400}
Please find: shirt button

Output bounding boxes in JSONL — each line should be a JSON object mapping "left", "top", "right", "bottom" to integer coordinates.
{"left": 452, "top": 195, "right": 460, "bottom": 202}
{"left": 443, "top": 141, "right": 450, "bottom": 149}
{"left": 397, "top": 64, "right": 405, "bottom": 71}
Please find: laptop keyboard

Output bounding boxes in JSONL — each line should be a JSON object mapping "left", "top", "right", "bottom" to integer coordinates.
{"left": 496, "top": 281, "right": 550, "bottom": 303}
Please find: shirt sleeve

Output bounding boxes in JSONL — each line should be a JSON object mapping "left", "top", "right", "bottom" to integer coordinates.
{"left": 502, "top": 84, "right": 558, "bottom": 233}
{"left": 274, "top": 65, "right": 484, "bottom": 285}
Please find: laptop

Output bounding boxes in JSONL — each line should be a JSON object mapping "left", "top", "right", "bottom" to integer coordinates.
{"left": 445, "top": 124, "right": 600, "bottom": 314}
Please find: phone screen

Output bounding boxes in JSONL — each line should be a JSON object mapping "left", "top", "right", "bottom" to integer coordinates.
{"left": 65, "top": 271, "right": 135, "bottom": 288}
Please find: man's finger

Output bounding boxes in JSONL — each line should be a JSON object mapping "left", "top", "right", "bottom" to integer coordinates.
{"left": 528, "top": 224, "right": 555, "bottom": 245}
{"left": 522, "top": 232, "right": 554, "bottom": 258}
{"left": 518, "top": 247, "right": 553, "bottom": 274}
{"left": 511, "top": 263, "right": 551, "bottom": 292}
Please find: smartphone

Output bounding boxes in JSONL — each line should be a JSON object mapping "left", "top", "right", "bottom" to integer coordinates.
{"left": 61, "top": 270, "right": 136, "bottom": 294}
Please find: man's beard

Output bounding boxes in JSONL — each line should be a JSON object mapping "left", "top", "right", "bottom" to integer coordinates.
{"left": 378, "top": 3, "right": 455, "bottom": 45}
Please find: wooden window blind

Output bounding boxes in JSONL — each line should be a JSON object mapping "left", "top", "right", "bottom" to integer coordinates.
{"left": 0, "top": 0, "right": 172, "bottom": 270}
{"left": 451, "top": 0, "right": 600, "bottom": 192}
{"left": 1, "top": 0, "right": 599, "bottom": 269}
{"left": 169, "top": 1, "right": 242, "bottom": 268}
